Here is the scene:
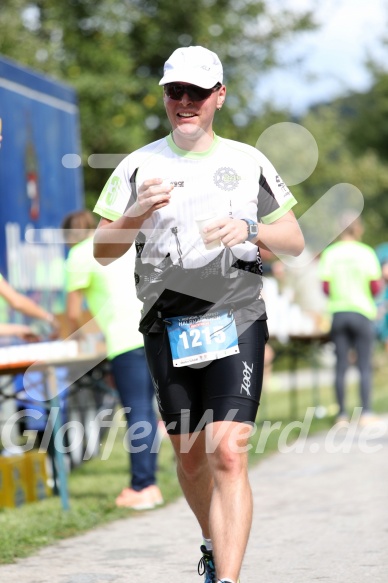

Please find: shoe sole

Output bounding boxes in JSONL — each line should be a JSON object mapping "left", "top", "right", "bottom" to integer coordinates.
{"left": 116, "top": 498, "right": 164, "bottom": 510}
{"left": 129, "top": 502, "right": 157, "bottom": 510}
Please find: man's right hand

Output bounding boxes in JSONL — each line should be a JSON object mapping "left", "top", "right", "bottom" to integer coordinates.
{"left": 125, "top": 178, "right": 173, "bottom": 219}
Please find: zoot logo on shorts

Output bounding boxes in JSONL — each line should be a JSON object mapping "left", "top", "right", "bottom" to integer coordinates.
{"left": 240, "top": 361, "right": 253, "bottom": 396}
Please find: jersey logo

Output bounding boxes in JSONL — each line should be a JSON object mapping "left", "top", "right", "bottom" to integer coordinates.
{"left": 275, "top": 175, "right": 291, "bottom": 196}
{"left": 213, "top": 167, "right": 241, "bottom": 191}
{"left": 101, "top": 175, "right": 121, "bottom": 205}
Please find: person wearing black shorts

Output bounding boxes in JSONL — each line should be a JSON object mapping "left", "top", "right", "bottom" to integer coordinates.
{"left": 93, "top": 46, "right": 304, "bottom": 583}
{"left": 144, "top": 319, "right": 268, "bottom": 435}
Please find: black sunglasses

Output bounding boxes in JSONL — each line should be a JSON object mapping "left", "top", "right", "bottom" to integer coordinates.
{"left": 164, "top": 82, "right": 222, "bottom": 102}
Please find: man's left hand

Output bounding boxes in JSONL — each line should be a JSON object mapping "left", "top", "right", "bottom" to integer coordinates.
{"left": 203, "top": 218, "right": 252, "bottom": 247}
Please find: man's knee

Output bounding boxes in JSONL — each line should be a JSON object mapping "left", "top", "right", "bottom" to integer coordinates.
{"left": 171, "top": 432, "right": 208, "bottom": 479}
{"left": 207, "top": 438, "right": 249, "bottom": 478}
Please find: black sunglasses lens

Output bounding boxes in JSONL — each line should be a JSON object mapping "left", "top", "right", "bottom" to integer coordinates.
{"left": 165, "top": 84, "right": 214, "bottom": 101}
{"left": 165, "top": 84, "right": 184, "bottom": 100}
{"left": 187, "top": 86, "right": 212, "bottom": 100}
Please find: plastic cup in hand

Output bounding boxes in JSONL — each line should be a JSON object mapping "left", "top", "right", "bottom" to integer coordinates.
{"left": 195, "top": 213, "right": 221, "bottom": 251}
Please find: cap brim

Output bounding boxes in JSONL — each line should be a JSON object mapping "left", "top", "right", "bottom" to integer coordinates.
{"left": 159, "top": 70, "right": 219, "bottom": 89}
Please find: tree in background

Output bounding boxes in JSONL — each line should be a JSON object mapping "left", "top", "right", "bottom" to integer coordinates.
{"left": 0, "top": 0, "right": 315, "bottom": 206}
{"left": 2, "top": 0, "right": 388, "bottom": 247}
{"left": 295, "top": 29, "right": 388, "bottom": 249}
{"left": 343, "top": 65, "right": 388, "bottom": 163}
{"left": 294, "top": 103, "right": 388, "bottom": 248}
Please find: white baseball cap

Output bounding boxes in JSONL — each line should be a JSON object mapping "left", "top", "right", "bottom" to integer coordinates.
{"left": 159, "top": 46, "right": 223, "bottom": 89}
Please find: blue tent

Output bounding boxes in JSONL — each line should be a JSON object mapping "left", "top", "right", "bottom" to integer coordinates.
{"left": 0, "top": 55, "right": 84, "bottom": 281}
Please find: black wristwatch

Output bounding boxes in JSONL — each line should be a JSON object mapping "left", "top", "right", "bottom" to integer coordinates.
{"left": 242, "top": 218, "right": 258, "bottom": 241}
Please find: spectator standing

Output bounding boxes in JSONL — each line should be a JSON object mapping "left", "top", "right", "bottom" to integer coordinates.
{"left": 62, "top": 210, "right": 163, "bottom": 510}
{"left": 318, "top": 214, "right": 382, "bottom": 425}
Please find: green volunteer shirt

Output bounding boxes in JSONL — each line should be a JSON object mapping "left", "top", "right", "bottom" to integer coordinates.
{"left": 318, "top": 241, "right": 382, "bottom": 320}
{"left": 65, "top": 238, "right": 143, "bottom": 359}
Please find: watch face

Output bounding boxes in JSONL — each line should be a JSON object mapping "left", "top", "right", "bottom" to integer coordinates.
{"left": 250, "top": 224, "right": 258, "bottom": 235}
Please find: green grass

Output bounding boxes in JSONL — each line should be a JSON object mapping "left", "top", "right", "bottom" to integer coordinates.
{"left": 0, "top": 433, "right": 180, "bottom": 564}
{"left": 1, "top": 351, "right": 387, "bottom": 564}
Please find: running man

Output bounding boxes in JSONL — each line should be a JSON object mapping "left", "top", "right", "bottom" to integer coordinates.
{"left": 93, "top": 46, "right": 304, "bottom": 583}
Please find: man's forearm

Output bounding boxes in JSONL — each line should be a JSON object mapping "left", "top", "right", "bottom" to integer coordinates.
{"left": 10, "top": 293, "right": 55, "bottom": 323}
{"left": 93, "top": 214, "right": 144, "bottom": 265}
{"left": 257, "top": 219, "right": 304, "bottom": 257}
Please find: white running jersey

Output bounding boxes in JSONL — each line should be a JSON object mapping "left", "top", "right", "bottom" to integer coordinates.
{"left": 94, "top": 133, "right": 297, "bottom": 330}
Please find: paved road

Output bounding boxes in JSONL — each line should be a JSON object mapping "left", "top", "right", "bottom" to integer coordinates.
{"left": 1, "top": 417, "right": 388, "bottom": 583}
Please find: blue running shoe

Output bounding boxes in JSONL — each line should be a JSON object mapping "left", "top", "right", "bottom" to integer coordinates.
{"left": 198, "top": 545, "right": 216, "bottom": 583}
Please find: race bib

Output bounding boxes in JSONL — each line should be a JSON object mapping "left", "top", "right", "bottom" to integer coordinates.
{"left": 166, "top": 310, "right": 240, "bottom": 367}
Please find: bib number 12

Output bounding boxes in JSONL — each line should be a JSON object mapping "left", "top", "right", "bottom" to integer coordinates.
{"left": 178, "top": 326, "right": 226, "bottom": 349}
{"left": 166, "top": 310, "right": 240, "bottom": 367}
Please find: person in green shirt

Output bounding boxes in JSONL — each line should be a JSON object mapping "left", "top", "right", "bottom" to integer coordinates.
{"left": 62, "top": 210, "right": 163, "bottom": 510}
{"left": 318, "top": 214, "right": 382, "bottom": 425}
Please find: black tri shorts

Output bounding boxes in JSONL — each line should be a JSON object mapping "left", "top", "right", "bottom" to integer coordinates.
{"left": 143, "top": 319, "right": 268, "bottom": 435}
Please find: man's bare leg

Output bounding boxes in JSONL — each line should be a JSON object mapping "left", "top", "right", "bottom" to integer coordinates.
{"left": 169, "top": 430, "right": 213, "bottom": 538}
{"left": 170, "top": 421, "right": 253, "bottom": 582}
{"left": 207, "top": 421, "right": 253, "bottom": 582}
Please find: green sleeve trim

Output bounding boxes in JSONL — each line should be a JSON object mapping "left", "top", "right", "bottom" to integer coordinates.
{"left": 261, "top": 197, "right": 297, "bottom": 224}
{"left": 93, "top": 204, "right": 122, "bottom": 222}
